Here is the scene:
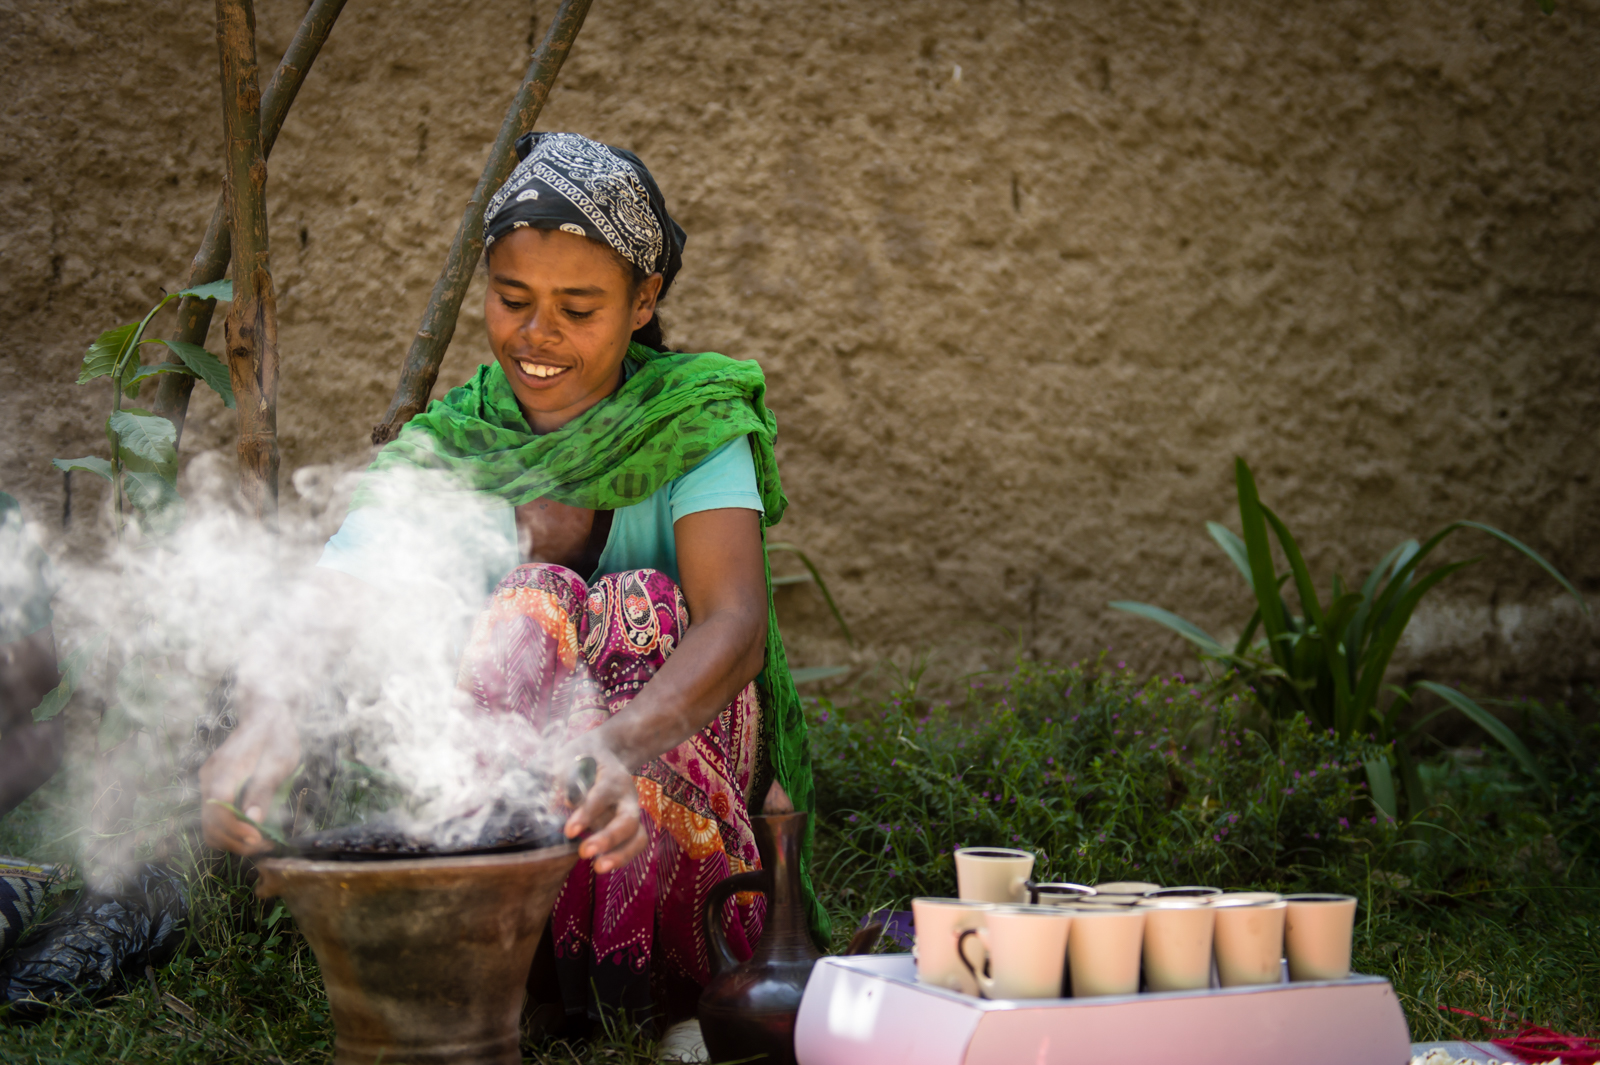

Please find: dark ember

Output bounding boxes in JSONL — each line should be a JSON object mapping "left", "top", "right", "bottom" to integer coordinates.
{"left": 287, "top": 799, "right": 567, "bottom": 861}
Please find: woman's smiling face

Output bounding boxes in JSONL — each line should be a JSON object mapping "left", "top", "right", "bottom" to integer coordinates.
{"left": 484, "top": 226, "right": 662, "bottom": 434}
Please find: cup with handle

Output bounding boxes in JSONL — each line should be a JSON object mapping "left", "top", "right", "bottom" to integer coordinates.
{"left": 956, "top": 904, "right": 1073, "bottom": 999}
{"left": 954, "top": 847, "right": 1036, "bottom": 904}
{"left": 912, "top": 897, "right": 993, "bottom": 995}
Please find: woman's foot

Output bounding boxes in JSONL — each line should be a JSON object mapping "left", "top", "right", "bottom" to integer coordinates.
{"left": 658, "top": 1017, "right": 709, "bottom": 1063}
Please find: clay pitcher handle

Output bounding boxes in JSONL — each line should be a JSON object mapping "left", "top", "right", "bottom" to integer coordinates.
{"left": 704, "top": 869, "right": 769, "bottom": 977}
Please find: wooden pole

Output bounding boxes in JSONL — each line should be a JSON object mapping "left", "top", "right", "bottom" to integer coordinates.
{"left": 156, "top": 0, "right": 346, "bottom": 444}
{"left": 369, "top": 0, "right": 594, "bottom": 446}
{"left": 215, "top": 0, "right": 280, "bottom": 522}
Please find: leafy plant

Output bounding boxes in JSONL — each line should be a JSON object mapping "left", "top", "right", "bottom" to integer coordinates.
{"left": 767, "top": 540, "right": 855, "bottom": 685}
{"left": 1110, "top": 458, "right": 1587, "bottom": 817}
{"left": 52, "top": 280, "right": 235, "bottom": 537}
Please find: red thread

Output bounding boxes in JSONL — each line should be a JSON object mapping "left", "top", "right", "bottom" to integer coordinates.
{"left": 1439, "top": 1006, "right": 1600, "bottom": 1064}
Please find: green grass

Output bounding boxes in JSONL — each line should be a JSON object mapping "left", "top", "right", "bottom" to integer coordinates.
{"left": 1, "top": 656, "right": 1595, "bottom": 1060}
{"left": 807, "top": 656, "right": 1600, "bottom": 1045}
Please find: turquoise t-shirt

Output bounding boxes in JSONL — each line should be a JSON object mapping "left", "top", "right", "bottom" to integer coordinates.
{"left": 317, "top": 436, "right": 764, "bottom": 595}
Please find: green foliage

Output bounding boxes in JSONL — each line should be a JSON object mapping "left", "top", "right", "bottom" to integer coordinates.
{"left": 808, "top": 661, "right": 1600, "bottom": 1041}
{"left": 1111, "top": 458, "right": 1586, "bottom": 816}
{"left": 52, "top": 282, "right": 233, "bottom": 538}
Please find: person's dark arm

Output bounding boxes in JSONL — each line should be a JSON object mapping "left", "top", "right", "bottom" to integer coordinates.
{"left": 564, "top": 507, "right": 768, "bottom": 872}
{"left": 199, "top": 569, "right": 373, "bottom": 853}
{"left": 0, "top": 626, "right": 65, "bottom": 817}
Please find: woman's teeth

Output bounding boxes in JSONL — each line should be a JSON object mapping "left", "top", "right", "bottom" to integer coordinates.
{"left": 519, "top": 361, "right": 567, "bottom": 379}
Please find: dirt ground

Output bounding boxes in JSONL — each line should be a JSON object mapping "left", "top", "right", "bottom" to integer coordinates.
{"left": 2, "top": 0, "right": 1597, "bottom": 700}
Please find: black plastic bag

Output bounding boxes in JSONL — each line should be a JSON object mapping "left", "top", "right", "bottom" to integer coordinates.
{"left": 0, "top": 861, "right": 188, "bottom": 1021}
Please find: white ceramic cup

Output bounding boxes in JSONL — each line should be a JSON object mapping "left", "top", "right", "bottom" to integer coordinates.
{"left": 1136, "top": 898, "right": 1216, "bottom": 992}
{"left": 912, "top": 897, "right": 993, "bottom": 995}
{"left": 1283, "top": 893, "right": 1358, "bottom": 981}
{"left": 957, "top": 904, "right": 1073, "bottom": 999}
{"left": 954, "top": 847, "right": 1036, "bottom": 904}
{"left": 1211, "top": 897, "right": 1287, "bottom": 987}
{"left": 1065, "top": 903, "right": 1146, "bottom": 997}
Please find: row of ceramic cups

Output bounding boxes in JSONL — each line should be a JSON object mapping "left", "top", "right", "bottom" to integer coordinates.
{"left": 910, "top": 847, "right": 1358, "bottom": 1000}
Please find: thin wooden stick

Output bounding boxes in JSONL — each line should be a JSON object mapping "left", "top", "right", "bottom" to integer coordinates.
{"left": 369, "top": 0, "right": 594, "bottom": 446}
{"left": 155, "top": 0, "right": 347, "bottom": 443}
{"left": 215, "top": 0, "right": 280, "bottom": 522}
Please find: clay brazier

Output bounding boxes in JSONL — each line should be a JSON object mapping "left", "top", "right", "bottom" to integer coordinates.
{"left": 257, "top": 842, "right": 579, "bottom": 1065}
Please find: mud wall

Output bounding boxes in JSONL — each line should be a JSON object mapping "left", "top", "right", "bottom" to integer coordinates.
{"left": 2, "top": 0, "right": 1597, "bottom": 698}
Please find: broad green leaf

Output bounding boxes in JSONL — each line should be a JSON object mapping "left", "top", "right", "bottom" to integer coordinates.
{"left": 1363, "top": 753, "right": 1398, "bottom": 820}
{"left": 159, "top": 340, "right": 236, "bottom": 409}
{"left": 1415, "top": 680, "right": 1549, "bottom": 790}
{"left": 792, "top": 666, "right": 851, "bottom": 685}
{"left": 32, "top": 681, "right": 73, "bottom": 723}
{"left": 78, "top": 323, "right": 138, "bottom": 383}
{"left": 98, "top": 700, "right": 137, "bottom": 751}
{"left": 1108, "top": 601, "right": 1227, "bottom": 656}
{"left": 179, "top": 279, "right": 233, "bottom": 302}
{"left": 123, "top": 362, "right": 194, "bottom": 389}
{"left": 32, "top": 637, "right": 103, "bottom": 723}
{"left": 1206, "top": 522, "right": 1254, "bottom": 590}
{"left": 107, "top": 410, "right": 177, "bottom": 468}
{"left": 124, "top": 471, "right": 183, "bottom": 517}
{"left": 51, "top": 456, "right": 113, "bottom": 482}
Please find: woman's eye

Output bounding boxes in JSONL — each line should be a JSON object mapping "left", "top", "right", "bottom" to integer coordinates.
{"left": 498, "top": 294, "right": 528, "bottom": 311}
{"left": 565, "top": 308, "right": 595, "bottom": 320}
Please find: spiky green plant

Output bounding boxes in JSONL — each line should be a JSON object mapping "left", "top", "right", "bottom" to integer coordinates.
{"left": 1111, "top": 458, "right": 1587, "bottom": 817}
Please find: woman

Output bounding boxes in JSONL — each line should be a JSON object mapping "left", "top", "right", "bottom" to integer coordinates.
{"left": 201, "top": 132, "right": 825, "bottom": 1032}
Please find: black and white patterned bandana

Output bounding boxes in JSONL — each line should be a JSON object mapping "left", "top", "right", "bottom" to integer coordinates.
{"left": 483, "top": 132, "right": 686, "bottom": 296}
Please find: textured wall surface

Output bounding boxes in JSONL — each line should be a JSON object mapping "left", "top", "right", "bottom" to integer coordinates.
{"left": 2, "top": 0, "right": 1597, "bottom": 698}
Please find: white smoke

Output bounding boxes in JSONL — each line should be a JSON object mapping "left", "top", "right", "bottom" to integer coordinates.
{"left": 36, "top": 452, "right": 586, "bottom": 875}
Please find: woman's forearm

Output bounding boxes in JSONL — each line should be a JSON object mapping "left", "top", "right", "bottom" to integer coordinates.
{"left": 589, "top": 604, "right": 767, "bottom": 772}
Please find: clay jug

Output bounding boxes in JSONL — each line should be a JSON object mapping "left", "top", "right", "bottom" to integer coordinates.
{"left": 697, "top": 811, "right": 821, "bottom": 1065}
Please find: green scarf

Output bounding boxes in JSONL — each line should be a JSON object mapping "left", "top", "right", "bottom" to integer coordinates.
{"left": 356, "top": 344, "right": 830, "bottom": 945}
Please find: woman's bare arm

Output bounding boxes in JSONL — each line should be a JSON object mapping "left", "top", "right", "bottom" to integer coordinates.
{"left": 565, "top": 507, "right": 768, "bottom": 872}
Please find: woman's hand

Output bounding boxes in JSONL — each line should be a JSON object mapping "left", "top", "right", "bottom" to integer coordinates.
{"left": 199, "top": 700, "right": 301, "bottom": 855}
{"left": 562, "top": 744, "right": 649, "bottom": 873}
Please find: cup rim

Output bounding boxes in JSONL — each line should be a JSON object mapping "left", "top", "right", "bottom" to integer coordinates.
{"left": 1215, "top": 898, "right": 1287, "bottom": 911}
{"left": 1062, "top": 901, "right": 1145, "bottom": 917}
{"left": 953, "top": 847, "right": 1035, "bottom": 861}
{"left": 1210, "top": 891, "right": 1284, "bottom": 907}
{"left": 987, "top": 903, "right": 1075, "bottom": 917}
{"left": 1090, "top": 881, "right": 1161, "bottom": 895}
{"left": 1135, "top": 897, "right": 1212, "bottom": 909}
{"left": 1030, "top": 881, "right": 1096, "bottom": 895}
{"left": 1148, "top": 885, "right": 1223, "bottom": 897}
{"left": 1283, "top": 893, "right": 1357, "bottom": 904}
{"left": 912, "top": 896, "right": 996, "bottom": 909}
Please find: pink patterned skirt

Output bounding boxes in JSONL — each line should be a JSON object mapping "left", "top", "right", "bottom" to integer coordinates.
{"left": 456, "top": 563, "right": 765, "bottom": 1024}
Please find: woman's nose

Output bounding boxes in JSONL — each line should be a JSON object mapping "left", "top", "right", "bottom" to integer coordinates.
{"left": 520, "top": 307, "right": 559, "bottom": 344}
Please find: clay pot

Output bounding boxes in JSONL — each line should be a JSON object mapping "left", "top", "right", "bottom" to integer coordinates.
{"left": 257, "top": 842, "right": 579, "bottom": 1065}
{"left": 698, "top": 812, "right": 821, "bottom": 1065}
